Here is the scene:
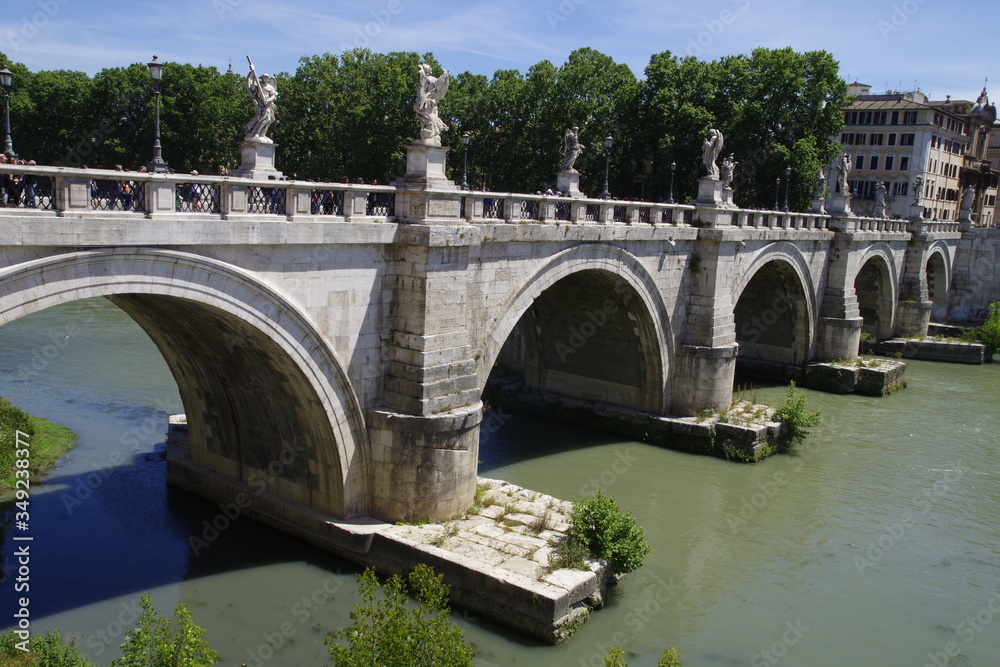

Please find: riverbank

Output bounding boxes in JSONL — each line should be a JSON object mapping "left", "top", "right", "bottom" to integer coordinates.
{"left": 0, "top": 399, "right": 77, "bottom": 497}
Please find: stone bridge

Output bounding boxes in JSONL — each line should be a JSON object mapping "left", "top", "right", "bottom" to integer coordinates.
{"left": 0, "top": 159, "right": 981, "bottom": 535}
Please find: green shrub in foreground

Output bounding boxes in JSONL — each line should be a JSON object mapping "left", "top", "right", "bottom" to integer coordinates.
{"left": 0, "top": 629, "right": 95, "bottom": 666}
{"left": 327, "top": 564, "right": 475, "bottom": 667}
{"left": 977, "top": 301, "right": 1000, "bottom": 351}
{"left": 773, "top": 381, "right": 822, "bottom": 446}
{"left": 0, "top": 397, "right": 34, "bottom": 479}
{"left": 110, "top": 593, "right": 219, "bottom": 667}
{"left": 570, "top": 490, "right": 650, "bottom": 574}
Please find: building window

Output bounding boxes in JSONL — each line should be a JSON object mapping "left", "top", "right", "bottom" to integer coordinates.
{"left": 856, "top": 133, "right": 867, "bottom": 146}
{"left": 903, "top": 111, "right": 917, "bottom": 124}
{"left": 870, "top": 156, "right": 879, "bottom": 170}
{"left": 900, "top": 156, "right": 910, "bottom": 170}
{"left": 855, "top": 155, "right": 865, "bottom": 170}
{"left": 874, "top": 111, "right": 887, "bottom": 125}
{"left": 860, "top": 111, "right": 873, "bottom": 125}
{"left": 885, "top": 156, "right": 894, "bottom": 170}
{"left": 870, "top": 133, "right": 884, "bottom": 145}
{"left": 841, "top": 133, "right": 854, "bottom": 145}
{"left": 901, "top": 133, "right": 915, "bottom": 146}
{"left": 888, "top": 133, "right": 897, "bottom": 146}
{"left": 893, "top": 182, "right": 908, "bottom": 197}
{"left": 845, "top": 111, "right": 858, "bottom": 125}
{"left": 890, "top": 111, "right": 899, "bottom": 125}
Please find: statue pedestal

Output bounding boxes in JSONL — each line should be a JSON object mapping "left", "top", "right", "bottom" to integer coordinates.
{"left": 827, "top": 193, "right": 853, "bottom": 216}
{"left": 907, "top": 203, "right": 925, "bottom": 221}
{"left": 873, "top": 203, "right": 888, "bottom": 219}
{"left": 811, "top": 197, "right": 827, "bottom": 214}
{"left": 395, "top": 144, "right": 458, "bottom": 191}
{"left": 229, "top": 140, "right": 283, "bottom": 180}
{"left": 696, "top": 177, "right": 724, "bottom": 207}
{"left": 958, "top": 208, "right": 974, "bottom": 224}
{"left": 556, "top": 171, "right": 585, "bottom": 198}
{"left": 720, "top": 186, "right": 736, "bottom": 209}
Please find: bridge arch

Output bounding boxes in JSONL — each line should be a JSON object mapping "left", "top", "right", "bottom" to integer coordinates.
{"left": 854, "top": 244, "right": 899, "bottom": 340}
{"left": 925, "top": 243, "right": 951, "bottom": 319}
{"left": 0, "top": 248, "right": 369, "bottom": 518}
{"left": 733, "top": 243, "right": 817, "bottom": 366}
{"left": 480, "top": 244, "right": 671, "bottom": 414}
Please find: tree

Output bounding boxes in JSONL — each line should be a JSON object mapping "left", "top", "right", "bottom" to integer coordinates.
{"left": 327, "top": 565, "right": 475, "bottom": 667}
{"left": 111, "top": 593, "right": 219, "bottom": 667}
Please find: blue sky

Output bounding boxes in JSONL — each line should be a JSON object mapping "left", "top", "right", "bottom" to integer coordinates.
{"left": 0, "top": 0, "right": 994, "bottom": 103}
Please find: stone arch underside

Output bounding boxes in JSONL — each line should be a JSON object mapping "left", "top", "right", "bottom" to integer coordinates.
{"left": 734, "top": 258, "right": 812, "bottom": 366}
{"left": 854, "top": 255, "right": 896, "bottom": 340}
{"left": 483, "top": 246, "right": 670, "bottom": 415}
{"left": 926, "top": 250, "right": 949, "bottom": 320}
{"left": 0, "top": 249, "right": 368, "bottom": 518}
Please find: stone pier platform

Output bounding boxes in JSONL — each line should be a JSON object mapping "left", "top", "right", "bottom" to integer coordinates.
{"left": 166, "top": 417, "right": 612, "bottom": 643}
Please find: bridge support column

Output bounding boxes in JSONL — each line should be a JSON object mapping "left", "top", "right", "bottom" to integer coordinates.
{"left": 672, "top": 343, "right": 739, "bottom": 416}
{"left": 896, "top": 233, "right": 934, "bottom": 337}
{"left": 371, "top": 215, "right": 483, "bottom": 521}
{"left": 895, "top": 301, "right": 933, "bottom": 337}
{"left": 813, "top": 233, "right": 864, "bottom": 361}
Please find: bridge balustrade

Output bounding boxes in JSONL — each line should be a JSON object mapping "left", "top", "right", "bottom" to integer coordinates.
{"left": 90, "top": 178, "right": 146, "bottom": 212}
{"left": 175, "top": 182, "right": 221, "bottom": 214}
{"left": 0, "top": 167, "right": 55, "bottom": 210}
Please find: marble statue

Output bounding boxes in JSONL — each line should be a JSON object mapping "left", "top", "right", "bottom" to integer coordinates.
{"left": 702, "top": 129, "right": 724, "bottom": 179}
{"left": 836, "top": 153, "right": 852, "bottom": 195}
{"left": 244, "top": 56, "right": 277, "bottom": 143}
{"left": 961, "top": 185, "right": 975, "bottom": 211}
{"left": 814, "top": 168, "right": 827, "bottom": 199}
{"left": 413, "top": 63, "right": 450, "bottom": 147}
{"left": 560, "top": 127, "right": 585, "bottom": 173}
{"left": 913, "top": 175, "right": 923, "bottom": 205}
{"left": 720, "top": 153, "right": 737, "bottom": 188}
{"left": 875, "top": 181, "right": 887, "bottom": 206}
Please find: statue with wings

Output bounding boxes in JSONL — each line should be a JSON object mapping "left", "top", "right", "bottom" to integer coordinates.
{"left": 414, "top": 63, "right": 449, "bottom": 146}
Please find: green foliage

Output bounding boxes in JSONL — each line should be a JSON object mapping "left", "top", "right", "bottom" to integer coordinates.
{"left": 550, "top": 535, "right": 591, "bottom": 571}
{"left": 604, "top": 646, "right": 628, "bottom": 666}
{"left": 773, "top": 381, "right": 822, "bottom": 446}
{"left": 110, "top": 593, "right": 219, "bottom": 667}
{"left": 0, "top": 397, "right": 34, "bottom": 482}
{"left": 327, "top": 565, "right": 475, "bottom": 667}
{"left": 0, "top": 629, "right": 95, "bottom": 666}
{"left": 976, "top": 301, "right": 1000, "bottom": 351}
{"left": 602, "top": 646, "right": 683, "bottom": 666}
{"left": 658, "top": 647, "right": 683, "bottom": 666}
{"left": 570, "top": 490, "right": 650, "bottom": 574}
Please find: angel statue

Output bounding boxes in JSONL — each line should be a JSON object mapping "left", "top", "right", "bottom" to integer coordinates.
{"left": 414, "top": 63, "right": 449, "bottom": 146}
{"left": 702, "top": 129, "right": 724, "bottom": 179}
{"left": 244, "top": 56, "right": 277, "bottom": 143}
{"left": 560, "top": 127, "right": 585, "bottom": 173}
{"left": 836, "top": 153, "right": 852, "bottom": 195}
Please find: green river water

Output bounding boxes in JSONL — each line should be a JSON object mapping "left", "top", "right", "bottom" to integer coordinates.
{"left": 0, "top": 297, "right": 997, "bottom": 666}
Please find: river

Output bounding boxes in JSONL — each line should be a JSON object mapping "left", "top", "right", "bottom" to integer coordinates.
{"left": 0, "top": 297, "right": 997, "bottom": 666}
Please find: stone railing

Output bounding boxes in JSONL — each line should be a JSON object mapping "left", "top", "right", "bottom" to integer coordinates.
{"left": 460, "top": 190, "right": 696, "bottom": 226}
{"left": 906, "top": 220, "right": 963, "bottom": 234}
{"left": 0, "top": 163, "right": 398, "bottom": 222}
{"left": 727, "top": 208, "right": 831, "bottom": 230}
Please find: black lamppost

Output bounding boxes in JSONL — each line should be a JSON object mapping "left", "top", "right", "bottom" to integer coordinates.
{"left": 600, "top": 134, "right": 613, "bottom": 199}
{"left": 146, "top": 56, "right": 169, "bottom": 173}
{"left": 460, "top": 132, "right": 470, "bottom": 191}
{"left": 667, "top": 161, "right": 676, "bottom": 204}
{"left": 774, "top": 175, "right": 781, "bottom": 211}
{"left": 782, "top": 165, "right": 791, "bottom": 212}
{"left": 0, "top": 67, "right": 15, "bottom": 158}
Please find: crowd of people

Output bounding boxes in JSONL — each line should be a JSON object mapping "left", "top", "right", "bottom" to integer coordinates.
{"left": 0, "top": 152, "right": 45, "bottom": 208}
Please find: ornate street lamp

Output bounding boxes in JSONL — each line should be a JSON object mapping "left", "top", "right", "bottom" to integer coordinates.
{"left": 774, "top": 175, "right": 781, "bottom": 211}
{"left": 600, "top": 134, "right": 613, "bottom": 199}
{"left": 782, "top": 165, "right": 791, "bottom": 212}
{"left": 668, "top": 161, "right": 676, "bottom": 204}
{"left": 146, "top": 56, "right": 169, "bottom": 173}
{"left": 0, "top": 67, "right": 16, "bottom": 158}
{"left": 460, "top": 132, "right": 470, "bottom": 191}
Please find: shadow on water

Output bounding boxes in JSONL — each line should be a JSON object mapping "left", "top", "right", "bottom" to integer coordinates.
{"left": 0, "top": 443, "right": 360, "bottom": 624}
{"left": 477, "top": 407, "right": 629, "bottom": 474}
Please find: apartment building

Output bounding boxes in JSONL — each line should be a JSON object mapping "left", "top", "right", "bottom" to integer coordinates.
{"left": 838, "top": 83, "right": 998, "bottom": 224}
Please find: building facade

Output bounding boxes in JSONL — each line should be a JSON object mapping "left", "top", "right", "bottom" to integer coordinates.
{"left": 839, "top": 83, "right": 998, "bottom": 225}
